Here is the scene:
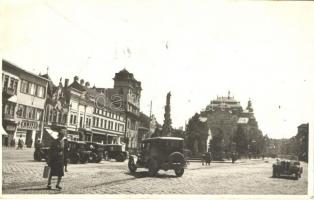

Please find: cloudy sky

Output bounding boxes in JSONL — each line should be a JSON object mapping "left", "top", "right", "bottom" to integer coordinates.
{"left": 1, "top": 0, "right": 313, "bottom": 139}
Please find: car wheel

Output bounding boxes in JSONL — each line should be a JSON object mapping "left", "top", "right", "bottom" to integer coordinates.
{"left": 128, "top": 157, "right": 137, "bottom": 173}
{"left": 95, "top": 153, "right": 103, "bottom": 163}
{"left": 80, "top": 154, "right": 88, "bottom": 164}
{"left": 33, "top": 151, "right": 42, "bottom": 161}
{"left": 272, "top": 168, "right": 277, "bottom": 178}
{"left": 174, "top": 167, "right": 184, "bottom": 177}
{"left": 70, "top": 153, "right": 80, "bottom": 164}
{"left": 115, "top": 154, "right": 124, "bottom": 162}
{"left": 148, "top": 159, "right": 159, "bottom": 177}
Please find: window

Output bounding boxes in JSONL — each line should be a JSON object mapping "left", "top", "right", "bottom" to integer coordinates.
{"left": 36, "top": 109, "right": 43, "bottom": 121}
{"left": 92, "top": 117, "right": 95, "bottom": 126}
{"left": 101, "top": 119, "right": 103, "bottom": 128}
{"left": 80, "top": 116, "right": 83, "bottom": 128}
{"left": 115, "top": 123, "right": 117, "bottom": 131}
{"left": 104, "top": 120, "right": 107, "bottom": 129}
{"left": 3, "top": 75, "right": 9, "bottom": 88}
{"left": 70, "top": 115, "right": 73, "bottom": 124}
{"left": 29, "top": 82, "right": 36, "bottom": 95}
{"left": 96, "top": 118, "right": 99, "bottom": 127}
{"left": 36, "top": 85, "right": 45, "bottom": 98}
{"left": 13, "top": 80, "right": 18, "bottom": 94}
{"left": 73, "top": 115, "right": 77, "bottom": 124}
{"left": 21, "top": 80, "right": 29, "bottom": 93}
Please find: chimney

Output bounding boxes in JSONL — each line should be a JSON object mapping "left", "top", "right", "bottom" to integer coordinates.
{"left": 74, "top": 76, "right": 79, "bottom": 82}
{"left": 65, "top": 79, "right": 69, "bottom": 88}
{"left": 80, "top": 79, "right": 84, "bottom": 85}
{"left": 85, "top": 82, "right": 90, "bottom": 88}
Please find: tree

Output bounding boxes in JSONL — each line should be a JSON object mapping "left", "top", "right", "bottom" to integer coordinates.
{"left": 233, "top": 125, "right": 248, "bottom": 155}
{"left": 185, "top": 113, "right": 208, "bottom": 156}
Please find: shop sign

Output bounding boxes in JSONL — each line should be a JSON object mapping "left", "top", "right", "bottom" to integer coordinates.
{"left": 17, "top": 120, "right": 39, "bottom": 130}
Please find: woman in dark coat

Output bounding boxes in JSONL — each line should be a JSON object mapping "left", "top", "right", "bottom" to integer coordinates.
{"left": 47, "top": 131, "right": 65, "bottom": 189}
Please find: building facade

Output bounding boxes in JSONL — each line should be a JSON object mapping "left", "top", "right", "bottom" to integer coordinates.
{"left": 111, "top": 69, "right": 142, "bottom": 152}
{"left": 2, "top": 60, "right": 48, "bottom": 148}
{"left": 200, "top": 92, "right": 263, "bottom": 159}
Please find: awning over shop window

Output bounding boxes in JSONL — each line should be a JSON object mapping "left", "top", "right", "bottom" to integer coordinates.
{"left": 1, "top": 126, "right": 8, "bottom": 136}
{"left": 45, "top": 128, "right": 58, "bottom": 139}
{"left": 8, "top": 95, "right": 17, "bottom": 103}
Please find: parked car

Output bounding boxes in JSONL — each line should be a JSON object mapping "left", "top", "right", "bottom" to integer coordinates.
{"left": 86, "top": 142, "right": 104, "bottom": 163}
{"left": 33, "top": 144, "right": 49, "bottom": 161}
{"left": 102, "top": 144, "right": 128, "bottom": 162}
{"left": 68, "top": 141, "right": 92, "bottom": 164}
{"left": 128, "top": 137, "right": 186, "bottom": 177}
{"left": 272, "top": 155, "right": 303, "bottom": 180}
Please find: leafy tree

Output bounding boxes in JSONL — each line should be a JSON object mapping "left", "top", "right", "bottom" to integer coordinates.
{"left": 185, "top": 113, "right": 208, "bottom": 155}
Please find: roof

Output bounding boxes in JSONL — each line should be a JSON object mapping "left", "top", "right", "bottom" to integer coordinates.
{"left": 142, "top": 137, "right": 184, "bottom": 142}
{"left": 3, "top": 59, "right": 49, "bottom": 83}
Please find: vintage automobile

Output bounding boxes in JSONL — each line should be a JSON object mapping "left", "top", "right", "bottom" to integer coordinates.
{"left": 272, "top": 155, "right": 303, "bottom": 180}
{"left": 85, "top": 142, "right": 104, "bottom": 163}
{"left": 33, "top": 144, "right": 49, "bottom": 161}
{"left": 68, "top": 141, "right": 92, "bottom": 164}
{"left": 128, "top": 137, "right": 186, "bottom": 177}
{"left": 102, "top": 144, "right": 128, "bottom": 162}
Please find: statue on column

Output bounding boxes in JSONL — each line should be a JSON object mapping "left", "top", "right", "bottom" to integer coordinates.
{"left": 162, "top": 92, "right": 172, "bottom": 137}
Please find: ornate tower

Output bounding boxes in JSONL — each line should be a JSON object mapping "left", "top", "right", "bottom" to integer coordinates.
{"left": 113, "top": 69, "right": 142, "bottom": 150}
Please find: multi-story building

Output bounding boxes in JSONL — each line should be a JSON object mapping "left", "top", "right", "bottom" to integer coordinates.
{"left": 2, "top": 60, "right": 48, "bottom": 147}
{"left": 42, "top": 74, "right": 126, "bottom": 144}
{"left": 113, "top": 69, "right": 141, "bottom": 151}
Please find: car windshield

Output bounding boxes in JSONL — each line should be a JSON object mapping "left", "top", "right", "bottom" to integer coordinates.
{"left": 278, "top": 155, "right": 298, "bottom": 161}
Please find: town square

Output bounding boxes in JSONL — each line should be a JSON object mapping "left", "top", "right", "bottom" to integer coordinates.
{"left": 1, "top": 0, "right": 313, "bottom": 199}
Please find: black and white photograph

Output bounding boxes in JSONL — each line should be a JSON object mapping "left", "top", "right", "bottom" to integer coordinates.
{"left": 1, "top": 0, "right": 313, "bottom": 199}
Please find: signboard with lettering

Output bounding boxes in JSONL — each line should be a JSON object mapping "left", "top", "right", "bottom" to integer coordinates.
{"left": 17, "top": 120, "right": 39, "bottom": 130}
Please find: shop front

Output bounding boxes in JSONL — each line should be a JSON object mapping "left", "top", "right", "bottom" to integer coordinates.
{"left": 16, "top": 119, "right": 41, "bottom": 148}
{"left": 2, "top": 121, "right": 17, "bottom": 147}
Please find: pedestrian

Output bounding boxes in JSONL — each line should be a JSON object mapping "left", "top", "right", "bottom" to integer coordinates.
{"left": 46, "top": 130, "right": 65, "bottom": 190}
{"left": 16, "top": 135, "right": 23, "bottom": 150}
{"left": 63, "top": 138, "right": 69, "bottom": 172}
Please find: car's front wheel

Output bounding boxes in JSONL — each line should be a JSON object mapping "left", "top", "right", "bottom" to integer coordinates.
{"left": 272, "top": 168, "right": 277, "bottom": 178}
{"left": 33, "top": 151, "right": 42, "bottom": 161}
{"left": 148, "top": 159, "right": 159, "bottom": 176}
{"left": 174, "top": 167, "right": 184, "bottom": 177}
{"left": 128, "top": 157, "right": 137, "bottom": 173}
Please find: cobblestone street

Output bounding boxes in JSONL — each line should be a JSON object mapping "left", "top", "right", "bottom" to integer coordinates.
{"left": 2, "top": 148, "right": 308, "bottom": 195}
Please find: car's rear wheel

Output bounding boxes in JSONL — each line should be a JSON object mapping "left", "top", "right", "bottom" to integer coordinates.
{"left": 174, "top": 167, "right": 184, "bottom": 177}
{"left": 70, "top": 153, "right": 80, "bottom": 164}
{"left": 128, "top": 157, "right": 137, "bottom": 173}
{"left": 80, "top": 153, "right": 89, "bottom": 164}
{"left": 115, "top": 154, "right": 124, "bottom": 162}
{"left": 148, "top": 159, "right": 159, "bottom": 176}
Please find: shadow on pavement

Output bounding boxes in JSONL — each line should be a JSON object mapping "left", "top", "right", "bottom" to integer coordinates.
{"left": 270, "top": 176, "right": 299, "bottom": 181}
{"left": 125, "top": 171, "right": 177, "bottom": 178}
{"left": 20, "top": 187, "right": 61, "bottom": 191}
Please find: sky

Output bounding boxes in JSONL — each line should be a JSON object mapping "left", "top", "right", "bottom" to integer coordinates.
{"left": 1, "top": 0, "right": 314, "bottom": 139}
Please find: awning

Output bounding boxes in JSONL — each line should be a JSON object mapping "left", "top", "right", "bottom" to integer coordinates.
{"left": 1, "top": 126, "right": 8, "bottom": 136}
{"left": 8, "top": 95, "right": 17, "bottom": 103}
{"left": 45, "top": 128, "right": 58, "bottom": 139}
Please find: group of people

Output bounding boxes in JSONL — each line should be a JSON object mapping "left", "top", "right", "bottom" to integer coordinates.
{"left": 46, "top": 129, "right": 69, "bottom": 190}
